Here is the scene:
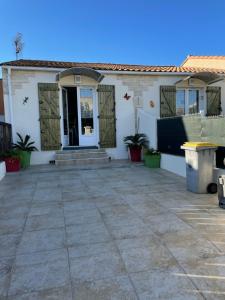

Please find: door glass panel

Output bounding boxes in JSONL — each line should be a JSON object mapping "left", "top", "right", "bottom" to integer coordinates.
{"left": 189, "top": 90, "right": 199, "bottom": 114}
{"left": 176, "top": 90, "right": 185, "bottom": 115}
{"left": 80, "top": 89, "right": 94, "bottom": 135}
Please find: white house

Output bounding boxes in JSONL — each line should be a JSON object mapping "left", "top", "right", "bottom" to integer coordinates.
{"left": 1, "top": 57, "right": 225, "bottom": 176}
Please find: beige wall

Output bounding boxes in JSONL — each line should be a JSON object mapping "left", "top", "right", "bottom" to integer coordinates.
{"left": 182, "top": 57, "right": 225, "bottom": 70}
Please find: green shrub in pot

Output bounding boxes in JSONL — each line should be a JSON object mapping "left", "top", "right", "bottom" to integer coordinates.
{"left": 144, "top": 148, "right": 161, "bottom": 168}
{"left": 13, "top": 133, "right": 37, "bottom": 168}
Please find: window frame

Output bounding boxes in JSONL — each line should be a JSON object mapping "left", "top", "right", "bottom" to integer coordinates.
{"left": 176, "top": 88, "right": 202, "bottom": 116}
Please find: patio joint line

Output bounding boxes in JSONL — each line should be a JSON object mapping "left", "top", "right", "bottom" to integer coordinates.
{"left": 6, "top": 175, "right": 37, "bottom": 299}
{"left": 62, "top": 193, "right": 75, "bottom": 300}
{"left": 97, "top": 209, "right": 140, "bottom": 300}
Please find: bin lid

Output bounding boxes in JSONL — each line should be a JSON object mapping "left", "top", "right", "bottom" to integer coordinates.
{"left": 182, "top": 142, "right": 218, "bottom": 149}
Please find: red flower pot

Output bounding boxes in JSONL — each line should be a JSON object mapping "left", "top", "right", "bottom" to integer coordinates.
{"left": 4, "top": 157, "right": 20, "bottom": 172}
{"left": 129, "top": 147, "right": 142, "bottom": 162}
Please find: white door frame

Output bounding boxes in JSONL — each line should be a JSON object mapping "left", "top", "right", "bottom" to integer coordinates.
{"left": 77, "top": 86, "right": 99, "bottom": 147}
{"left": 62, "top": 87, "right": 69, "bottom": 146}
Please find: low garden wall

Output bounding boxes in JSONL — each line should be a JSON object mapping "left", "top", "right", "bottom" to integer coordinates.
{"left": 0, "top": 161, "right": 6, "bottom": 181}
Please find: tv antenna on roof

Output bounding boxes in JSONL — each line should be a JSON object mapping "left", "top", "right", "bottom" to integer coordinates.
{"left": 13, "top": 32, "right": 24, "bottom": 60}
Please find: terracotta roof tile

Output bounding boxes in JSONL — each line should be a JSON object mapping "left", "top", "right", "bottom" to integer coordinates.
{"left": 1, "top": 59, "right": 225, "bottom": 74}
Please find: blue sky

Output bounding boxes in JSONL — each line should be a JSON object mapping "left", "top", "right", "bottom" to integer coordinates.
{"left": 0, "top": 0, "right": 225, "bottom": 66}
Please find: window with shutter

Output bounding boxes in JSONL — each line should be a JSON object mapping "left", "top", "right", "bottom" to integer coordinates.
{"left": 160, "top": 86, "right": 176, "bottom": 118}
{"left": 38, "top": 83, "right": 61, "bottom": 150}
{"left": 206, "top": 86, "right": 222, "bottom": 116}
{"left": 97, "top": 85, "right": 116, "bottom": 148}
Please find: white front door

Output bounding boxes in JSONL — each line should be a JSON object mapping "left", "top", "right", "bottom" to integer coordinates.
{"left": 77, "top": 87, "right": 98, "bottom": 146}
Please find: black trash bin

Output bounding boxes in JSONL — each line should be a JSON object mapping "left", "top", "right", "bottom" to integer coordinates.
{"left": 218, "top": 175, "right": 225, "bottom": 208}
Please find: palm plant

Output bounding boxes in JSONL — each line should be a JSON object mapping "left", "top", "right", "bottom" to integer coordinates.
{"left": 13, "top": 133, "right": 37, "bottom": 152}
{"left": 123, "top": 133, "right": 149, "bottom": 149}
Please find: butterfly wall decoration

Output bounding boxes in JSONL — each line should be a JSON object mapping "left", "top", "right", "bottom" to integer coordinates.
{"left": 124, "top": 93, "right": 131, "bottom": 100}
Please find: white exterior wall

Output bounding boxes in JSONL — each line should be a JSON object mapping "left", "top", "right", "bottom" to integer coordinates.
{"left": 161, "top": 154, "right": 186, "bottom": 177}
{"left": 0, "top": 162, "right": 6, "bottom": 181}
{"left": 2, "top": 69, "right": 139, "bottom": 164}
{"left": 3, "top": 66, "right": 225, "bottom": 169}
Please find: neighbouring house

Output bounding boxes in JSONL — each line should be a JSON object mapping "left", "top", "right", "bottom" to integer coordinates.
{"left": 182, "top": 55, "right": 225, "bottom": 70}
{"left": 0, "top": 79, "right": 4, "bottom": 121}
{"left": 1, "top": 57, "right": 225, "bottom": 176}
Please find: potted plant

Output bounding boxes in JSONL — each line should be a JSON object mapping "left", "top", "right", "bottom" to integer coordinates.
{"left": 144, "top": 148, "right": 161, "bottom": 168}
{"left": 13, "top": 133, "right": 37, "bottom": 168}
{"left": 0, "top": 150, "right": 20, "bottom": 172}
{"left": 123, "top": 133, "right": 148, "bottom": 162}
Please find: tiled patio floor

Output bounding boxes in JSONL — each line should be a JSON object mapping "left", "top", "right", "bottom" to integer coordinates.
{"left": 0, "top": 161, "right": 224, "bottom": 299}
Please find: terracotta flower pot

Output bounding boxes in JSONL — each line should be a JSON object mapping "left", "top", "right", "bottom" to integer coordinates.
{"left": 4, "top": 157, "right": 20, "bottom": 172}
{"left": 129, "top": 147, "right": 142, "bottom": 162}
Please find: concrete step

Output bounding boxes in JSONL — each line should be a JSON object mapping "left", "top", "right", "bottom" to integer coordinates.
{"left": 56, "top": 149, "right": 104, "bottom": 155}
{"left": 55, "top": 157, "right": 109, "bottom": 166}
{"left": 55, "top": 150, "right": 107, "bottom": 160}
{"left": 55, "top": 148, "right": 109, "bottom": 166}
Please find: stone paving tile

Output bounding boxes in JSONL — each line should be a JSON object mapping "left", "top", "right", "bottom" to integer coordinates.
{"left": 28, "top": 203, "right": 64, "bottom": 217}
{"left": 0, "top": 217, "right": 26, "bottom": 235}
{"left": 0, "top": 198, "right": 32, "bottom": 208}
{"left": 161, "top": 229, "right": 221, "bottom": 267}
{"left": 119, "top": 240, "right": 178, "bottom": 273}
{"left": 0, "top": 205, "right": 30, "bottom": 220}
{"left": 180, "top": 255, "right": 225, "bottom": 300}
{"left": 17, "top": 228, "right": 66, "bottom": 254}
{"left": 0, "top": 233, "right": 21, "bottom": 258}
{"left": 8, "top": 285, "right": 73, "bottom": 300}
{"left": 66, "top": 222, "right": 111, "bottom": 247}
{"left": 0, "top": 257, "right": 14, "bottom": 298}
{"left": 70, "top": 251, "right": 126, "bottom": 281}
{"left": 144, "top": 212, "right": 193, "bottom": 235}
{"left": 72, "top": 276, "right": 137, "bottom": 300}
{"left": 130, "top": 266, "right": 205, "bottom": 300}
{"left": 68, "top": 241, "right": 117, "bottom": 259}
{"left": 94, "top": 195, "right": 127, "bottom": 208}
{"left": 33, "top": 188, "right": 62, "bottom": 202}
{"left": 64, "top": 207, "right": 102, "bottom": 226}
{"left": 62, "top": 191, "right": 92, "bottom": 202}
{"left": 8, "top": 249, "right": 70, "bottom": 296}
{"left": 63, "top": 200, "right": 96, "bottom": 211}
{"left": 25, "top": 214, "right": 65, "bottom": 231}
{"left": 109, "top": 222, "right": 153, "bottom": 240}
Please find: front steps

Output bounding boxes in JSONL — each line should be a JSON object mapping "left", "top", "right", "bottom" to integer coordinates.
{"left": 55, "top": 149, "right": 109, "bottom": 166}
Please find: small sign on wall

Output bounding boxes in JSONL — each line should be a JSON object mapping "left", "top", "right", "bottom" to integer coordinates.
{"left": 149, "top": 100, "right": 155, "bottom": 108}
{"left": 74, "top": 75, "right": 81, "bottom": 84}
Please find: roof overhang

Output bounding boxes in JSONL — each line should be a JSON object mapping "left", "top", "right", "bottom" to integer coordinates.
{"left": 175, "top": 72, "right": 224, "bottom": 86}
{"left": 56, "top": 67, "right": 104, "bottom": 82}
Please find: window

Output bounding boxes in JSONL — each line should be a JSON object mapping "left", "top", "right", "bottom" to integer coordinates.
{"left": 176, "top": 89, "right": 200, "bottom": 115}
{"left": 176, "top": 90, "right": 185, "bottom": 115}
{"left": 80, "top": 88, "right": 94, "bottom": 135}
{"left": 188, "top": 90, "right": 199, "bottom": 114}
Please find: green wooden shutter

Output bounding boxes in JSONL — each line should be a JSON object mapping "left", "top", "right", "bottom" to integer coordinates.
{"left": 160, "top": 86, "right": 176, "bottom": 118}
{"left": 98, "top": 85, "right": 116, "bottom": 148}
{"left": 206, "top": 86, "right": 222, "bottom": 116}
{"left": 38, "top": 83, "right": 61, "bottom": 150}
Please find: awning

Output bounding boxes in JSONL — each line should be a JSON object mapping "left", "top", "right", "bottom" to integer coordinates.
{"left": 175, "top": 72, "right": 224, "bottom": 86}
{"left": 56, "top": 67, "right": 104, "bottom": 82}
